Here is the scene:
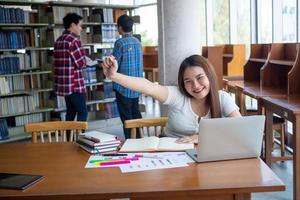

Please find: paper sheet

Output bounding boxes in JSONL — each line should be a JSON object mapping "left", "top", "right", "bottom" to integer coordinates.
{"left": 85, "top": 152, "right": 195, "bottom": 173}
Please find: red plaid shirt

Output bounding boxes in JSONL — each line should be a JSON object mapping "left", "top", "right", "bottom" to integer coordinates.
{"left": 53, "top": 30, "right": 86, "bottom": 96}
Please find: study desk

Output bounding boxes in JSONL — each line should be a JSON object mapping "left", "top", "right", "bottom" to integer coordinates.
{"left": 0, "top": 143, "right": 285, "bottom": 200}
{"left": 263, "top": 95, "right": 300, "bottom": 200}
{"left": 229, "top": 80, "right": 286, "bottom": 115}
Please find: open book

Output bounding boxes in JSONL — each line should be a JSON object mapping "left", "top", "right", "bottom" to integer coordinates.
{"left": 119, "top": 136, "right": 194, "bottom": 152}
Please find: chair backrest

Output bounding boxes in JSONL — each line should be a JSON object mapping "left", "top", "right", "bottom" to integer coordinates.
{"left": 124, "top": 117, "right": 168, "bottom": 138}
{"left": 24, "top": 121, "right": 88, "bottom": 143}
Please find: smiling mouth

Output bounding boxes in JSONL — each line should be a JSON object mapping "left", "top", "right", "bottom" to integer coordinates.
{"left": 192, "top": 87, "right": 205, "bottom": 93}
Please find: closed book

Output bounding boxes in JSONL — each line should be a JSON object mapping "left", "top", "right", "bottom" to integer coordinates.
{"left": 79, "top": 144, "right": 118, "bottom": 154}
{"left": 82, "top": 131, "right": 118, "bottom": 143}
{"left": 0, "top": 173, "right": 44, "bottom": 190}
{"left": 77, "top": 136, "right": 120, "bottom": 147}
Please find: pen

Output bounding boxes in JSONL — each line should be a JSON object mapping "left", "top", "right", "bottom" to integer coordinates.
{"left": 100, "top": 160, "right": 131, "bottom": 166}
{"left": 134, "top": 154, "right": 163, "bottom": 159}
{"left": 102, "top": 153, "right": 128, "bottom": 156}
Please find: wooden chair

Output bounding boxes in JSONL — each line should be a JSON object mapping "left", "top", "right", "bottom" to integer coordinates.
{"left": 24, "top": 121, "right": 88, "bottom": 143}
{"left": 124, "top": 117, "right": 168, "bottom": 138}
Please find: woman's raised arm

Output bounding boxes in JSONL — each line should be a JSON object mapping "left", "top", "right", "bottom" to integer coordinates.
{"left": 101, "top": 56, "right": 169, "bottom": 103}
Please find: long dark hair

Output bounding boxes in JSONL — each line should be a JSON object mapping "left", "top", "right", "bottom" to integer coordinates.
{"left": 178, "top": 55, "right": 221, "bottom": 118}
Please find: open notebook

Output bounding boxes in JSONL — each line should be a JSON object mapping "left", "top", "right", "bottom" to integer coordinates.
{"left": 119, "top": 136, "right": 194, "bottom": 152}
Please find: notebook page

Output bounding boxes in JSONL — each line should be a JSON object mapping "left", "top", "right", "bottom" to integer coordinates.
{"left": 119, "top": 136, "right": 159, "bottom": 152}
{"left": 157, "top": 137, "right": 194, "bottom": 151}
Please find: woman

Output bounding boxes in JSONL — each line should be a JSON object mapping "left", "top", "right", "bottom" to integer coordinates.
{"left": 102, "top": 54, "right": 241, "bottom": 143}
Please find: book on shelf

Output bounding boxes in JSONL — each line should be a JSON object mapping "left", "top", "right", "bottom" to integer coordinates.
{"left": 119, "top": 136, "right": 194, "bottom": 152}
{"left": 0, "top": 77, "right": 10, "bottom": 95}
{"left": 0, "top": 119, "right": 9, "bottom": 141}
{"left": 0, "top": 7, "right": 25, "bottom": 24}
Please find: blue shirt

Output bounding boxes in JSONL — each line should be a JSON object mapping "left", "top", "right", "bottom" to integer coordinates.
{"left": 113, "top": 34, "right": 143, "bottom": 98}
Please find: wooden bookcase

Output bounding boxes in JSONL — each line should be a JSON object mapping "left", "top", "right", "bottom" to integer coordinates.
{"left": 0, "top": 1, "right": 139, "bottom": 143}
{"left": 221, "top": 44, "right": 246, "bottom": 77}
{"left": 244, "top": 43, "right": 270, "bottom": 82}
{"left": 143, "top": 46, "right": 158, "bottom": 82}
{"left": 261, "top": 43, "right": 300, "bottom": 95}
{"left": 202, "top": 46, "right": 224, "bottom": 89}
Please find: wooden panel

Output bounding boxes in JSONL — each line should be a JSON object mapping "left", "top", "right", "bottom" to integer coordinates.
{"left": 227, "top": 44, "right": 246, "bottom": 76}
{"left": 261, "top": 43, "right": 299, "bottom": 94}
{"left": 143, "top": 46, "right": 158, "bottom": 82}
{"left": 202, "top": 46, "right": 224, "bottom": 89}
{"left": 244, "top": 44, "right": 270, "bottom": 82}
{"left": 288, "top": 44, "right": 300, "bottom": 95}
{"left": 143, "top": 46, "right": 158, "bottom": 68}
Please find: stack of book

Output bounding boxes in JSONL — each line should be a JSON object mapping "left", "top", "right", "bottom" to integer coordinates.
{"left": 77, "top": 130, "right": 121, "bottom": 154}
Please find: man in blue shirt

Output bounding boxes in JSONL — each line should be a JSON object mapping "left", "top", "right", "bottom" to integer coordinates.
{"left": 113, "top": 14, "right": 143, "bottom": 139}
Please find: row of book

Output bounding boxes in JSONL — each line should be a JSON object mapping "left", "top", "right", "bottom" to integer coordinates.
{"left": 0, "top": 7, "right": 25, "bottom": 24}
{"left": 77, "top": 130, "right": 121, "bottom": 154}
{"left": 92, "top": 24, "right": 119, "bottom": 44}
{"left": 52, "top": 6, "right": 83, "bottom": 24}
{"left": 0, "top": 52, "right": 43, "bottom": 71}
{"left": 101, "top": 24, "right": 119, "bottom": 43}
{"left": 0, "top": 31, "right": 26, "bottom": 49}
{"left": 6, "top": 76, "right": 25, "bottom": 92}
{"left": 0, "top": 119, "right": 9, "bottom": 141}
{"left": 15, "top": 113, "right": 43, "bottom": 127}
{"left": 0, "top": 95, "right": 39, "bottom": 116}
{"left": 0, "top": 56, "right": 20, "bottom": 75}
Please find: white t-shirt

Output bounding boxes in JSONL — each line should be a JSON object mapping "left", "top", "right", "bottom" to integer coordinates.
{"left": 162, "top": 86, "right": 239, "bottom": 138}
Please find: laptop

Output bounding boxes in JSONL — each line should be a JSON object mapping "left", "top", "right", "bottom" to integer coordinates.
{"left": 186, "top": 115, "right": 265, "bottom": 162}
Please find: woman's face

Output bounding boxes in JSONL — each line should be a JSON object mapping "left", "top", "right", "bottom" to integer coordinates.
{"left": 183, "top": 66, "right": 210, "bottom": 100}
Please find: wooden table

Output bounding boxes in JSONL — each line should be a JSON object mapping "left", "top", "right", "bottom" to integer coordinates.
{"left": 263, "top": 95, "right": 300, "bottom": 200}
{"left": 227, "top": 80, "right": 286, "bottom": 115}
{"left": 0, "top": 143, "right": 285, "bottom": 200}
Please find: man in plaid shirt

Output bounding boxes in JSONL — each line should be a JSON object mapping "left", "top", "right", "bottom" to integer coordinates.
{"left": 53, "top": 13, "right": 88, "bottom": 123}
{"left": 113, "top": 15, "right": 143, "bottom": 139}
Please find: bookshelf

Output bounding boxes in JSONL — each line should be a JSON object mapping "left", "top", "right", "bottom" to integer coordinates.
{"left": 143, "top": 46, "right": 158, "bottom": 82}
{"left": 260, "top": 43, "right": 300, "bottom": 95}
{"left": 0, "top": 1, "right": 139, "bottom": 142}
{"left": 0, "top": 1, "right": 54, "bottom": 142}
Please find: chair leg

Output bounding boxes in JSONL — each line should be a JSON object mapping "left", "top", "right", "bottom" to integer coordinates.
{"left": 272, "top": 130, "right": 275, "bottom": 151}
{"left": 280, "top": 123, "right": 285, "bottom": 157}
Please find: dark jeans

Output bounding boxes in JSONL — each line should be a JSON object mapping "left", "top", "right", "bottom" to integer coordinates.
{"left": 64, "top": 92, "right": 88, "bottom": 140}
{"left": 115, "top": 91, "right": 142, "bottom": 139}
